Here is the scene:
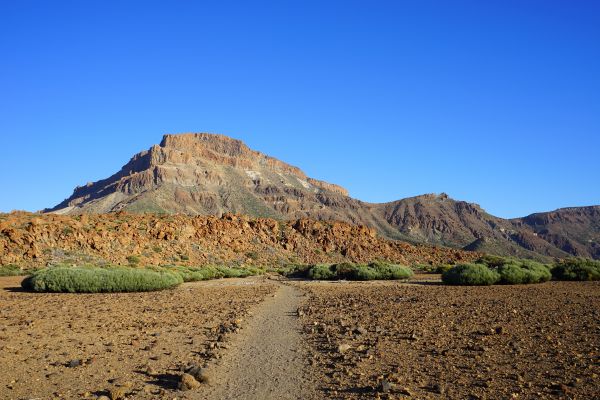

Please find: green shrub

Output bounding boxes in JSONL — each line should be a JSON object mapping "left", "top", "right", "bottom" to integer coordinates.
{"left": 497, "top": 263, "right": 528, "bottom": 284}
{"left": 350, "top": 265, "right": 381, "bottom": 280}
{"left": 21, "top": 267, "right": 183, "bottom": 293}
{"left": 497, "top": 262, "right": 549, "bottom": 284}
{"left": 552, "top": 258, "right": 600, "bottom": 281}
{"left": 442, "top": 263, "right": 500, "bottom": 286}
{"left": 331, "top": 262, "right": 358, "bottom": 279}
{"left": 308, "top": 264, "right": 336, "bottom": 280}
{"left": 216, "top": 266, "right": 263, "bottom": 278}
{"left": 0, "top": 264, "right": 23, "bottom": 276}
{"left": 126, "top": 255, "right": 141, "bottom": 265}
{"left": 477, "top": 254, "right": 510, "bottom": 269}
{"left": 165, "top": 265, "right": 264, "bottom": 282}
{"left": 411, "top": 263, "right": 452, "bottom": 274}
{"left": 362, "top": 262, "right": 413, "bottom": 280}
{"left": 167, "top": 266, "right": 220, "bottom": 282}
{"left": 306, "top": 262, "right": 413, "bottom": 281}
{"left": 521, "top": 260, "right": 552, "bottom": 282}
{"left": 435, "top": 264, "right": 453, "bottom": 274}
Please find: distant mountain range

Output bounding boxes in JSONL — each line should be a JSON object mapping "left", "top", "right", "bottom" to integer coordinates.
{"left": 47, "top": 133, "right": 599, "bottom": 260}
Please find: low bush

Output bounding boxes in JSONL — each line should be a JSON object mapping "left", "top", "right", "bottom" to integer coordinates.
{"left": 552, "top": 258, "right": 600, "bottom": 281}
{"left": 215, "top": 266, "right": 263, "bottom": 278}
{"left": 521, "top": 260, "right": 552, "bottom": 281}
{"left": 308, "top": 264, "right": 336, "bottom": 280}
{"left": 165, "top": 265, "right": 264, "bottom": 282}
{"left": 126, "top": 255, "right": 141, "bottom": 266}
{"left": 167, "top": 266, "right": 220, "bottom": 282}
{"left": 306, "top": 262, "right": 413, "bottom": 281}
{"left": 350, "top": 266, "right": 381, "bottom": 280}
{"left": 434, "top": 264, "right": 453, "bottom": 274}
{"left": 0, "top": 264, "right": 23, "bottom": 276}
{"left": 361, "top": 261, "right": 413, "bottom": 280}
{"left": 497, "top": 261, "right": 551, "bottom": 284}
{"left": 477, "top": 254, "right": 510, "bottom": 269}
{"left": 442, "top": 263, "right": 500, "bottom": 286}
{"left": 21, "top": 267, "right": 183, "bottom": 293}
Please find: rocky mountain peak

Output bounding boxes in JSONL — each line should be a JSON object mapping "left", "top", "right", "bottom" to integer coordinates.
{"left": 160, "top": 133, "right": 250, "bottom": 157}
{"left": 48, "top": 133, "right": 349, "bottom": 215}
{"left": 154, "top": 132, "right": 308, "bottom": 178}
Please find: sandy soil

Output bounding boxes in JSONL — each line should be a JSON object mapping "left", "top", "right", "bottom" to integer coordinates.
{"left": 0, "top": 276, "right": 277, "bottom": 399}
{"left": 193, "top": 282, "right": 318, "bottom": 399}
{"left": 295, "top": 276, "right": 600, "bottom": 399}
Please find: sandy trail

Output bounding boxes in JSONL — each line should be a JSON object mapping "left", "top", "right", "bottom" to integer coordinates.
{"left": 194, "top": 282, "right": 318, "bottom": 400}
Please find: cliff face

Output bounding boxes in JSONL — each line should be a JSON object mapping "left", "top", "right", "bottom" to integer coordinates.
{"left": 46, "top": 133, "right": 599, "bottom": 260}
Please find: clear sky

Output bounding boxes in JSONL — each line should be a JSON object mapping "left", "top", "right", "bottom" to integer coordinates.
{"left": 1, "top": 1, "right": 598, "bottom": 218}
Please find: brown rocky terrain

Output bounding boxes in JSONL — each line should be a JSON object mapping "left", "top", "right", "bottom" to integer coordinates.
{"left": 43, "top": 133, "right": 599, "bottom": 260}
{"left": 0, "top": 275, "right": 278, "bottom": 400}
{"left": 2, "top": 275, "right": 598, "bottom": 399}
{"left": 297, "top": 278, "right": 600, "bottom": 399}
{"left": 0, "top": 212, "right": 474, "bottom": 268}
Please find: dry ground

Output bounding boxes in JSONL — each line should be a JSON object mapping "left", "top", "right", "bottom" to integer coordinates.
{"left": 296, "top": 275, "right": 600, "bottom": 399}
{"left": 193, "top": 283, "right": 318, "bottom": 400}
{"left": 0, "top": 276, "right": 277, "bottom": 399}
{"left": 1, "top": 274, "right": 598, "bottom": 400}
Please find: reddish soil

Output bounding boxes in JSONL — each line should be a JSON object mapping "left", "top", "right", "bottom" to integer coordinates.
{"left": 1, "top": 274, "right": 598, "bottom": 400}
{"left": 296, "top": 276, "right": 600, "bottom": 399}
{"left": 0, "top": 276, "right": 277, "bottom": 399}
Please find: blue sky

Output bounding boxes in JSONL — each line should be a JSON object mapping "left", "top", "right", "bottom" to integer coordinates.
{"left": 1, "top": 1, "right": 598, "bottom": 218}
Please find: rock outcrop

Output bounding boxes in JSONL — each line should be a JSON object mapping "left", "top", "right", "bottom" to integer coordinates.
{"left": 0, "top": 212, "right": 475, "bottom": 267}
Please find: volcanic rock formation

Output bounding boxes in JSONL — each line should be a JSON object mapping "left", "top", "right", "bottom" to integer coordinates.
{"left": 46, "top": 133, "right": 599, "bottom": 260}
{"left": 0, "top": 212, "right": 475, "bottom": 267}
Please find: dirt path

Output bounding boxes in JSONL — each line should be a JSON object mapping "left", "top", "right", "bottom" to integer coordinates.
{"left": 194, "top": 282, "right": 318, "bottom": 400}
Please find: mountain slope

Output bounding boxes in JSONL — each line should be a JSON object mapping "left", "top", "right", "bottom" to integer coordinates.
{"left": 373, "top": 193, "right": 581, "bottom": 260}
{"left": 47, "top": 133, "right": 599, "bottom": 260}
{"left": 512, "top": 206, "right": 600, "bottom": 259}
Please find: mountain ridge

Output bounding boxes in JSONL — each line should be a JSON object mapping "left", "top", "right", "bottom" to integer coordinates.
{"left": 46, "top": 133, "right": 599, "bottom": 260}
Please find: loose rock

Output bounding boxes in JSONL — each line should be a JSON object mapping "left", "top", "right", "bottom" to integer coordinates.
{"left": 108, "top": 387, "right": 127, "bottom": 400}
{"left": 178, "top": 373, "right": 201, "bottom": 391}
{"left": 186, "top": 365, "right": 210, "bottom": 384}
{"left": 379, "top": 380, "right": 393, "bottom": 393}
{"left": 338, "top": 344, "right": 352, "bottom": 354}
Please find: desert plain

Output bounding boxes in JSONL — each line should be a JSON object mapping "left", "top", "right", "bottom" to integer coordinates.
{"left": 1, "top": 274, "right": 598, "bottom": 400}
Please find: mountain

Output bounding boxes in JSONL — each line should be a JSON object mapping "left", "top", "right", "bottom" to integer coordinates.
{"left": 47, "top": 133, "right": 599, "bottom": 260}
{"left": 512, "top": 206, "right": 600, "bottom": 259}
{"left": 376, "top": 194, "right": 598, "bottom": 260}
